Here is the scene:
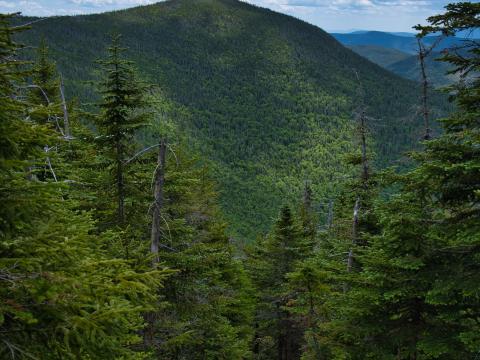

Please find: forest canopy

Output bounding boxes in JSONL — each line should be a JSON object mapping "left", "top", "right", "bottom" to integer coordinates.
{"left": 1, "top": 1, "right": 479, "bottom": 359}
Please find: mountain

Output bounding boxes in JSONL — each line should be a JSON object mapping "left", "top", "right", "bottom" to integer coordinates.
{"left": 389, "top": 32, "right": 416, "bottom": 37}
{"left": 337, "top": 31, "right": 462, "bottom": 87}
{"left": 15, "top": 0, "right": 447, "bottom": 241}
{"left": 331, "top": 30, "right": 470, "bottom": 54}
{"left": 347, "top": 45, "right": 456, "bottom": 88}
{"left": 347, "top": 44, "right": 411, "bottom": 68}
{"left": 387, "top": 52, "right": 460, "bottom": 88}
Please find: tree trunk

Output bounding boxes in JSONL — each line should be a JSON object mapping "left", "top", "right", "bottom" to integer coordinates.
{"left": 116, "top": 140, "right": 125, "bottom": 226}
{"left": 59, "top": 74, "right": 70, "bottom": 139}
{"left": 144, "top": 139, "right": 167, "bottom": 349}
{"left": 360, "top": 111, "right": 369, "bottom": 184}
{"left": 347, "top": 197, "right": 360, "bottom": 273}
{"left": 418, "top": 39, "right": 431, "bottom": 141}
{"left": 151, "top": 139, "right": 166, "bottom": 265}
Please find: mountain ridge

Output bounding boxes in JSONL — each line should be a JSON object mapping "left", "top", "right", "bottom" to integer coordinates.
{"left": 335, "top": 31, "right": 465, "bottom": 87}
{"left": 331, "top": 30, "right": 472, "bottom": 54}
{"left": 15, "top": 0, "right": 447, "bottom": 241}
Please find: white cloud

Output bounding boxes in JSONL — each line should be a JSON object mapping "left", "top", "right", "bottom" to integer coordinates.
{"left": 245, "top": 0, "right": 437, "bottom": 19}
{"left": 251, "top": 0, "right": 432, "bottom": 11}
{"left": 0, "top": 0, "right": 16, "bottom": 8}
{"left": 69, "top": 0, "right": 157, "bottom": 7}
{"left": 0, "top": 0, "right": 449, "bottom": 31}
{"left": 1, "top": 0, "right": 55, "bottom": 15}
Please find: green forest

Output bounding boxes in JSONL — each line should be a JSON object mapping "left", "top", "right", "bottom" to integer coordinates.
{"left": 1, "top": 0, "right": 479, "bottom": 359}
{"left": 13, "top": 0, "right": 452, "bottom": 241}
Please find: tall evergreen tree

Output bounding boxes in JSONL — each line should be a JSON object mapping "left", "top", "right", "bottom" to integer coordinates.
{"left": 250, "top": 205, "right": 314, "bottom": 359}
{"left": 147, "top": 149, "right": 254, "bottom": 359}
{"left": 313, "top": 3, "right": 480, "bottom": 358}
{"left": 94, "top": 34, "right": 152, "bottom": 229}
{"left": 0, "top": 15, "right": 166, "bottom": 359}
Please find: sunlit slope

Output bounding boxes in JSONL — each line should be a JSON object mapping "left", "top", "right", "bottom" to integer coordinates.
{"left": 17, "top": 0, "right": 447, "bottom": 240}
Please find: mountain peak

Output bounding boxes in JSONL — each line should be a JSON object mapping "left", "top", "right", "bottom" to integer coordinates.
{"left": 18, "top": 1, "right": 443, "bottom": 239}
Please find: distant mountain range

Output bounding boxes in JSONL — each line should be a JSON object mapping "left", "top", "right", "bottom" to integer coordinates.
{"left": 331, "top": 31, "right": 468, "bottom": 55}
{"left": 331, "top": 31, "right": 472, "bottom": 87}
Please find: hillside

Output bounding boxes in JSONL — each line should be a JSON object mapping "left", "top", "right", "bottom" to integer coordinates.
{"left": 16, "top": 0, "right": 447, "bottom": 241}
{"left": 347, "top": 44, "right": 456, "bottom": 87}
{"left": 387, "top": 52, "right": 458, "bottom": 88}
{"left": 347, "top": 44, "right": 410, "bottom": 67}
{"left": 331, "top": 30, "right": 468, "bottom": 54}
{"left": 340, "top": 31, "right": 462, "bottom": 87}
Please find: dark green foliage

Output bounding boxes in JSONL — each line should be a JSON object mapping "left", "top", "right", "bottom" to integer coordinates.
{"left": 300, "top": 4, "right": 480, "bottom": 359}
{"left": 94, "top": 34, "right": 152, "bottom": 229}
{"left": 27, "top": 39, "right": 64, "bottom": 125}
{"left": 3, "top": 2, "right": 479, "bottom": 359}
{"left": 150, "top": 150, "right": 255, "bottom": 359}
{"left": 249, "top": 205, "right": 315, "bottom": 359}
{"left": 80, "top": 32, "right": 255, "bottom": 359}
{"left": 0, "top": 15, "right": 166, "bottom": 359}
{"left": 14, "top": 0, "right": 449, "bottom": 242}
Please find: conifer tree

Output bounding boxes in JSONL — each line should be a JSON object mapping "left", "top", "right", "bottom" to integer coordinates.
{"left": 28, "top": 39, "right": 62, "bottom": 125}
{"left": 147, "top": 149, "right": 254, "bottom": 359}
{"left": 250, "top": 205, "right": 313, "bottom": 359}
{"left": 314, "top": 4, "right": 480, "bottom": 358}
{"left": 94, "top": 34, "right": 152, "bottom": 229}
{"left": 293, "top": 73, "right": 381, "bottom": 359}
{"left": 0, "top": 15, "right": 166, "bottom": 359}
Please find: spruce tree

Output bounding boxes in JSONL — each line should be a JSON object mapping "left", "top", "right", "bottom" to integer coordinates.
{"left": 0, "top": 15, "right": 166, "bottom": 359}
{"left": 316, "top": 4, "right": 480, "bottom": 358}
{"left": 147, "top": 149, "right": 254, "bottom": 359}
{"left": 27, "top": 39, "right": 62, "bottom": 126}
{"left": 250, "top": 205, "right": 313, "bottom": 359}
{"left": 94, "top": 34, "right": 151, "bottom": 230}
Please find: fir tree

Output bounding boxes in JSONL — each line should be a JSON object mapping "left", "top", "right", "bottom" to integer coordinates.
{"left": 315, "top": 4, "right": 480, "bottom": 358}
{"left": 250, "top": 205, "right": 313, "bottom": 359}
{"left": 0, "top": 15, "right": 166, "bottom": 359}
{"left": 148, "top": 148, "right": 254, "bottom": 359}
{"left": 94, "top": 34, "right": 152, "bottom": 229}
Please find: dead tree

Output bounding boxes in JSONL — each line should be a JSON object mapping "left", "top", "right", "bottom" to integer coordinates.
{"left": 143, "top": 139, "right": 167, "bottom": 348}
{"left": 417, "top": 36, "right": 443, "bottom": 140}
{"left": 347, "top": 198, "right": 360, "bottom": 273}
{"left": 346, "top": 71, "right": 369, "bottom": 276}
{"left": 418, "top": 39, "right": 432, "bottom": 140}
{"left": 359, "top": 109, "right": 369, "bottom": 184}
{"left": 150, "top": 139, "right": 167, "bottom": 266}
{"left": 59, "top": 74, "right": 71, "bottom": 139}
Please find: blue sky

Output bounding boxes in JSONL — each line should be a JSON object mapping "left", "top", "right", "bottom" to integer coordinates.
{"left": 0, "top": 0, "right": 462, "bottom": 32}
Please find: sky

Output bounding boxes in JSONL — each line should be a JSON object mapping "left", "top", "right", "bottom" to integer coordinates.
{"left": 0, "top": 0, "right": 464, "bottom": 32}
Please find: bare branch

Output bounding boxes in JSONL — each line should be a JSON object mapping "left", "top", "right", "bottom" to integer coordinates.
{"left": 44, "top": 145, "right": 58, "bottom": 182}
{"left": 124, "top": 144, "right": 161, "bottom": 165}
{"left": 24, "top": 85, "right": 50, "bottom": 105}
{"left": 59, "top": 74, "right": 72, "bottom": 140}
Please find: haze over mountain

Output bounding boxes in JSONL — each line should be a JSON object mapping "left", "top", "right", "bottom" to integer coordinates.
{"left": 333, "top": 30, "right": 470, "bottom": 87}
{"left": 16, "top": 0, "right": 446, "bottom": 241}
{"left": 331, "top": 30, "right": 470, "bottom": 54}
{"left": 346, "top": 44, "right": 411, "bottom": 68}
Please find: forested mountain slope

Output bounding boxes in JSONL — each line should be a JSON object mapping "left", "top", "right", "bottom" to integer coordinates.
{"left": 339, "top": 33, "right": 461, "bottom": 87}
{"left": 16, "top": 0, "right": 446, "bottom": 241}
{"left": 347, "top": 44, "right": 411, "bottom": 67}
{"left": 386, "top": 52, "right": 460, "bottom": 87}
{"left": 332, "top": 30, "right": 469, "bottom": 54}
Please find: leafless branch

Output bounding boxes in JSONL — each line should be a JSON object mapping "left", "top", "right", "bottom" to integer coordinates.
{"left": 124, "top": 144, "right": 161, "bottom": 165}
{"left": 59, "top": 74, "right": 72, "bottom": 139}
